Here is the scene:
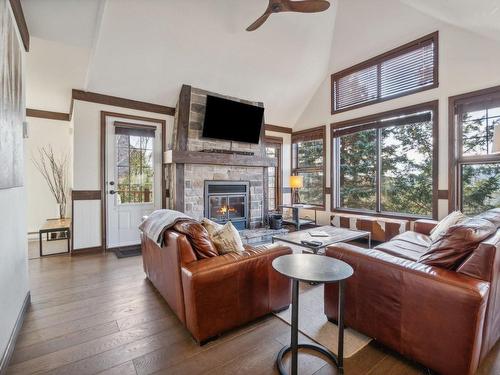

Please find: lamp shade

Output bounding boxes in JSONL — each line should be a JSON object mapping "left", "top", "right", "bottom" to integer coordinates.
{"left": 289, "top": 175, "right": 304, "bottom": 189}
{"left": 493, "top": 123, "right": 500, "bottom": 153}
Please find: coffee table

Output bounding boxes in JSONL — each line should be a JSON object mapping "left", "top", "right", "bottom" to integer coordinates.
{"left": 272, "top": 254, "right": 354, "bottom": 375}
{"left": 272, "top": 225, "right": 371, "bottom": 254}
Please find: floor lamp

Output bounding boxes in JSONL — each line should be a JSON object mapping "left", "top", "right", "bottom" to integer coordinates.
{"left": 289, "top": 175, "right": 303, "bottom": 205}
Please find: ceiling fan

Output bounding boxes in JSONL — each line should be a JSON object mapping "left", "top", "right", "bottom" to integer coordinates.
{"left": 246, "top": 0, "right": 331, "bottom": 31}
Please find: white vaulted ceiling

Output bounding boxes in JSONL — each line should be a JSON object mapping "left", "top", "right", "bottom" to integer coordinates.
{"left": 22, "top": 0, "right": 337, "bottom": 125}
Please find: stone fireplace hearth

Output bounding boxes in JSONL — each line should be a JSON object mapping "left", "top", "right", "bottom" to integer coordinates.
{"left": 165, "top": 85, "right": 276, "bottom": 229}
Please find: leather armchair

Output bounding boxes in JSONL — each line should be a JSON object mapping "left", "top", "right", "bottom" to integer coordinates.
{"left": 324, "top": 219, "right": 500, "bottom": 375}
{"left": 142, "top": 230, "right": 292, "bottom": 343}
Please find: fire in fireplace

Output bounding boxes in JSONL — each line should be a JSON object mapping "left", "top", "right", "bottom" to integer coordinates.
{"left": 204, "top": 181, "right": 250, "bottom": 230}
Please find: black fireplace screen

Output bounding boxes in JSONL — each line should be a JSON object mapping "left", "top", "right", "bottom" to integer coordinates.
{"left": 204, "top": 181, "right": 250, "bottom": 229}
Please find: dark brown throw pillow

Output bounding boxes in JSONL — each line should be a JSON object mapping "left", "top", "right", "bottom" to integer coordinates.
{"left": 475, "top": 208, "right": 500, "bottom": 229}
{"left": 419, "top": 218, "right": 496, "bottom": 270}
{"left": 172, "top": 220, "right": 219, "bottom": 259}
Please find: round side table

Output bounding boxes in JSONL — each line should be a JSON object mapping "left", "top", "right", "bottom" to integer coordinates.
{"left": 272, "top": 254, "right": 354, "bottom": 375}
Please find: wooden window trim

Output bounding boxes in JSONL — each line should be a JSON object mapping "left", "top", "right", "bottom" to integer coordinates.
{"left": 264, "top": 136, "right": 283, "bottom": 209}
{"left": 448, "top": 85, "right": 500, "bottom": 213}
{"left": 291, "top": 126, "right": 327, "bottom": 209}
{"left": 330, "top": 100, "right": 439, "bottom": 219}
{"left": 331, "top": 31, "right": 439, "bottom": 114}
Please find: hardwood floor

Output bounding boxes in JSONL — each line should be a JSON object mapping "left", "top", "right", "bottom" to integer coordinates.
{"left": 8, "top": 252, "right": 499, "bottom": 374}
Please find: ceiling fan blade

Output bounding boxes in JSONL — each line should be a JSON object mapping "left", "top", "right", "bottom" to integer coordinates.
{"left": 246, "top": 12, "right": 271, "bottom": 31}
{"left": 287, "top": 0, "right": 330, "bottom": 13}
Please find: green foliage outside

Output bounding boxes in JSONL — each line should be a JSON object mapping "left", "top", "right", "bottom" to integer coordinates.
{"left": 296, "top": 140, "right": 324, "bottom": 205}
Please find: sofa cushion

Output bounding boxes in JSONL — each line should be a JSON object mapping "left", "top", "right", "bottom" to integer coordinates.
{"left": 419, "top": 217, "right": 496, "bottom": 269}
{"left": 201, "top": 217, "right": 224, "bottom": 236}
{"left": 172, "top": 220, "right": 219, "bottom": 259}
{"left": 211, "top": 221, "right": 245, "bottom": 254}
{"left": 429, "top": 210, "right": 467, "bottom": 242}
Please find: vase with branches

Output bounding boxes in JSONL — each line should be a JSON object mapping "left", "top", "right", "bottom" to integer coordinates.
{"left": 33, "top": 146, "right": 70, "bottom": 220}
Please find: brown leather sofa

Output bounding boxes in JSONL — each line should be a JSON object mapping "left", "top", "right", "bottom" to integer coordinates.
{"left": 324, "top": 211, "right": 500, "bottom": 375}
{"left": 141, "top": 229, "right": 292, "bottom": 344}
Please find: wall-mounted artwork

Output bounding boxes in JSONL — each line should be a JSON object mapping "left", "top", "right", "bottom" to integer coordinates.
{"left": 0, "top": 0, "right": 24, "bottom": 189}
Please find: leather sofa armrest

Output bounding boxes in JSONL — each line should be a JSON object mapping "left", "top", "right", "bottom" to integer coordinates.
{"left": 181, "top": 244, "right": 292, "bottom": 342}
{"left": 413, "top": 219, "right": 439, "bottom": 235}
{"left": 324, "top": 243, "right": 490, "bottom": 375}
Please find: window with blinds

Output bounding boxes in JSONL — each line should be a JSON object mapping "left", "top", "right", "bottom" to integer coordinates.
{"left": 332, "top": 32, "right": 438, "bottom": 113}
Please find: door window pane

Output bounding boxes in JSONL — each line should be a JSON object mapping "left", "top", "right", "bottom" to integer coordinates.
{"left": 381, "top": 122, "right": 433, "bottom": 216}
{"left": 461, "top": 163, "right": 500, "bottom": 215}
{"left": 339, "top": 130, "right": 377, "bottom": 210}
{"left": 115, "top": 134, "right": 154, "bottom": 204}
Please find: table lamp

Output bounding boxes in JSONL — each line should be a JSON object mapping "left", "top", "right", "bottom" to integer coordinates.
{"left": 289, "top": 175, "right": 303, "bottom": 204}
{"left": 493, "top": 123, "right": 500, "bottom": 153}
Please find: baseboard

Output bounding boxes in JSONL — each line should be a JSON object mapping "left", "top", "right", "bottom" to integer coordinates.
{"left": 71, "top": 246, "right": 103, "bottom": 255}
{"left": 0, "top": 291, "right": 30, "bottom": 375}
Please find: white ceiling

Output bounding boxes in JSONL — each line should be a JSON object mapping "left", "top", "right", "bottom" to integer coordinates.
{"left": 401, "top": 0, "right": 500, "bottom": 42}
{"left": 22, "top": 0, "right": 336, "bottom": 125}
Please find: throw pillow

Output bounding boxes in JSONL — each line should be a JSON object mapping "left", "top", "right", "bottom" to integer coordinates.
{"left": 172, "top": 220, "right": 219, "bottom": 259}
{"left": 419, "top": 217, "right": 496, "bottom": 269}
{"left": 201, "top": 217, "right": 224, "bottom": 236}
{"left": 210, "top": 221, "right": 245, "bottom": 254}
{"left": 429, "top": 211, "right": 467, "bottom": 242}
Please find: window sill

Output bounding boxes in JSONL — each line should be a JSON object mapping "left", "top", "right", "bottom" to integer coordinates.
{"left": 331, "top": 208, "right": 432, "bottom": 222}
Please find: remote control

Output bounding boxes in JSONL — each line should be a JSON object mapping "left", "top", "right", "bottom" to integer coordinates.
{"left": 301, "top": 240, "right": 322, "bottom": 247}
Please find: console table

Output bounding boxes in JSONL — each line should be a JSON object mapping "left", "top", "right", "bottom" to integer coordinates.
{"left": 39, "top": 218, "right": 71, "bottom": 256}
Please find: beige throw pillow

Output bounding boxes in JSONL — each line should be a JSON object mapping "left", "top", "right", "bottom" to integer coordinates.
{"left": 210, "top": 221, "right": 245, "bottom": 254}
{"left": 201, "top": 218, "right": 223, "bottom": 236}
{"left": 429, "top": 211, "right": 467, "bottom": 242}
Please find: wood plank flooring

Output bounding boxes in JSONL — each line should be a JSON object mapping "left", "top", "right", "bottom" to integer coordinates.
{"left": 8, "top": 252, "right": 499, "bottom": 374}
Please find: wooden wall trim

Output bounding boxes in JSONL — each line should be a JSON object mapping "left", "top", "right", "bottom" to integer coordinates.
{"left": 265, "top": 124, "right": 293, "bottom": 134}
{"left": 9, "top": 0, "right": 29, "bottom": 52}
{"left": 438, "top": 190, "right": 448, "bottom": 200}
{"left": 72, "top": 190, "right": 101, "bottom": 200}
{"left": 26, "top": 108, "right": 70, "bottom": 122}
{"left": 72, "top": 89, "right": 176, "bottom": 116}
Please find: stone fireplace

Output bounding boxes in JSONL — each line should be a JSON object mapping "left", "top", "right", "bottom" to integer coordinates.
{"left": 165, "top": 85, "right": 275, "bottom": 229}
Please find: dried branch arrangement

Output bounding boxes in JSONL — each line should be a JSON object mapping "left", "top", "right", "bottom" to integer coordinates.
{"left": 32, "top": 146, "right": 70, "bottom": 219}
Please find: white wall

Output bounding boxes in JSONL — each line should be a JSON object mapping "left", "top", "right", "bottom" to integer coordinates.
{"left": 0, "top": 0, "right": 29, "bottom": 363}
{"left": 71, "top": 100, "right": 172, "bottom": 249}
{"left": 294, "top": 0, "right": 500, "bottom": 221}
{"left": 24, "top": 117, "right": 73, "bottom": 232}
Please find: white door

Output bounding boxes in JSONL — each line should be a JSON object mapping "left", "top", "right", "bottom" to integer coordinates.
{"left": 105, "top": 116, "right": 162, "bottom": 248}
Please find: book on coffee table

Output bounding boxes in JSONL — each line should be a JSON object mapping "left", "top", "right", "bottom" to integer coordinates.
{"left": 309, "top": 230, "right": 330, "bottom": 237}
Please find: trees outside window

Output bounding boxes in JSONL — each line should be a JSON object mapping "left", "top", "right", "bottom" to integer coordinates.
{"left": 292, "top": 127, "right": 325, "bottom": 207}
{"left": 333, "top": 103, "right": 437, "bottom": 218}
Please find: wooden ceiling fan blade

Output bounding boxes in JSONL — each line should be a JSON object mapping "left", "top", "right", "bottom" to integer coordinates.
{"left": 288, "top": 0, "right": 330, "bottom": 13}
{"left": 246, "top": 12, "right": 271, "bottom": 31}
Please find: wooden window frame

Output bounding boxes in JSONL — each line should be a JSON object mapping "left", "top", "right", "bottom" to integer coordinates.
{"left": 448, "top": 85, "right": 500, "bottom": 213}
{"left": 331, "top": 31, "right": 439, "bottom": 114}
{"left": 330, "top": 101, "right": 439, "bottom": 220}
{"left": 291, "top": 126, "right": 326, "bottom": 209}
{"left": 264, "top": 136, "right": 283, "bottom": 210}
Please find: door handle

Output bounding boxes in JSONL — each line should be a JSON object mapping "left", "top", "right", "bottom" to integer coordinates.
{"left": 109, "top": 190, "right": 116, "bottom": 195}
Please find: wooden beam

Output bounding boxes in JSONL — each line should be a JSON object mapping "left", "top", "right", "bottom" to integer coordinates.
{"left": 72, "top": 89, "right": 176, "bottom": 116}
{"left": 9, "top": 0, "right": 29, "bottom": 52}
{"left": 166, "top": 150, "right": 277, "bottom": 167}
{"left": 72, "top": 190, "right": 102, "bottom": 200}
{"left": 26, "top": 108, "right": 70, "bottom": 122}
{"left": 265, "top": 124, "right": 293, "bottom": 134}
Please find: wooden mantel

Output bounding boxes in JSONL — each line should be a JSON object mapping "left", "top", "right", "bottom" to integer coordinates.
{"left": 164, "top": 150, "right": 277, "bottom": 167}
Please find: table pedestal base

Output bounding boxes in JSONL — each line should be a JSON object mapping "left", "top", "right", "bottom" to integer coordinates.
{"left": 276, "top": 343, "right": 343, "bottom": 375}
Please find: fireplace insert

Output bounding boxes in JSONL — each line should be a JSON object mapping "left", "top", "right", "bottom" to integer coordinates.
{"left": 204, "top": 181, "right": 250, "bottom": 230}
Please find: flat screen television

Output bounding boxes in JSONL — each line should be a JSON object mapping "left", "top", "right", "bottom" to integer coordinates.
{"left": 202, "top": 95, "right": 264, "bottom": 144}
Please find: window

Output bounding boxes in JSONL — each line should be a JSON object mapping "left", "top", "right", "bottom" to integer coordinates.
{"left": 331, "top": 32, "right": 438, "bottom": 113}
{"left": 450, "top": 86, "right": 500, "bottom": 215}
{"left": 115, "top": 124, "right": 155, "bottom": 204}
{"left": 292, "top": 126, "right": 325, "bottom": 207}
{"left": 265, "top": 136, "right": 283, "bottom": 211}
{"left": 332, "top": 102, "right": 438, "bottom": 218}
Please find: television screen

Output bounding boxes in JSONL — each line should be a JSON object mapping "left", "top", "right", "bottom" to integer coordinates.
{"left": 202, "top": 95, "right": 264, "bottom": 144}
